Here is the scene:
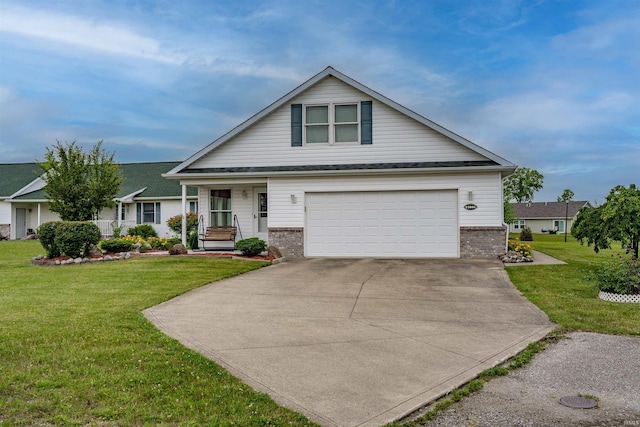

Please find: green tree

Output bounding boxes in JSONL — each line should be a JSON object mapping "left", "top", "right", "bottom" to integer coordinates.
{"left": 39, "top": 141, "right": 123, "bottom": 221}
{"left": 571, "top": 184, "right": 640, "bottom": 259}
{"left": 504, "top": 167, "right": 544, "bottom": 203}
{"left": 557, "top": 189, "right": 575, "bottom": 202}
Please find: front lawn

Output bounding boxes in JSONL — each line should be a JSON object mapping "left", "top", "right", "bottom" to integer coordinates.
{"left": 506, "top": 234, "right": 638, "bottom": 335}
{"left": 0, "top": 240, "right": 316, "bottom": 426}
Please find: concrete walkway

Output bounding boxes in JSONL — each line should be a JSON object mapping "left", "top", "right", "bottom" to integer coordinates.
{"left": 144, "top": 258, "right": 555, "bottom": 427}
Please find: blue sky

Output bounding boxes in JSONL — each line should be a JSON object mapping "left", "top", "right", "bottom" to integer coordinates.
{"left": 0, "top": 0, "right": 638, "bottom": 203}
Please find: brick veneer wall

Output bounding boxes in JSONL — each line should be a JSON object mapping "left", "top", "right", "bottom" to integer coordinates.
{"left": 268, "top": 227, "right": 304, "bottom": 258}
{"left": 460, "top": 226, "right": 506, "bottom": 259}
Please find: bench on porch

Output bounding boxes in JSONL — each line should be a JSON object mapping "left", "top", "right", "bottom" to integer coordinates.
{"left": 199, "top": 226, "right": 237, "bottom": 248}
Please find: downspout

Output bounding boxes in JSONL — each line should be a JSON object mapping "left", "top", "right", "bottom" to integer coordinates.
{"left": 501, "top": 173, "right": 509, "bottom": 253}
{"left": 181, "top": 184, "right": 187, "bottom": 247}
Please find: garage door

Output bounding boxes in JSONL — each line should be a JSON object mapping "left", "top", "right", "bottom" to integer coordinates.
{"left": 305, "top": 190, "right": 458, "bottom": 257}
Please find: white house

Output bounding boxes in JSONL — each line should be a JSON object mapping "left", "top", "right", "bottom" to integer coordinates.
{"left": 509, "top": 201, "right": 592, "bottom": 234}
{"left": 1, "top": 162, "right": 197, "bottom": 239}
{"left": 166, "top": 66, "right": 517, "bottom": 258}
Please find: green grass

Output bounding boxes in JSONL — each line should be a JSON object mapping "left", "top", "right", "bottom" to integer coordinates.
{"left": 0, "top": 240, "right": 317, "bottom": 427}
{"left": 506, "top": 233, "right": 638, "bottom": 335}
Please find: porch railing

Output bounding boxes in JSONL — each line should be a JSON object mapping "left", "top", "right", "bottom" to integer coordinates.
{"left": 93, "top": 220, "right": 136, "bottom": 238}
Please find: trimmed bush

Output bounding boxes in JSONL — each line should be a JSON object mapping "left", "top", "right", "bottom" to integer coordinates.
{"left": 234, "top": 237, "right": 267, "bottom": 257}
{"left": 99, "top": 239, "right": 134, "bottom": 253}
{"left": 520, "top": 226, "right": 533, "bottom": 241}
{"left": 127, "top": 224, "right": 158, "bottom": 239}
{"left": 38, "top": 221, "right": 101, "bottom": 258}
{"left": 37, "top": 221, "right": 65, "bottom": 258}
{"left": 37, "top": 221, "right": 101, "bottom": 258}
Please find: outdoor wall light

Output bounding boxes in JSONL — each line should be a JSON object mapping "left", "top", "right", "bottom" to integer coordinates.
{"left": 290, "top": 194, "right": 297, "bottom": 204}
{"left": 241, "top": 190, "right": 248, "bottom": 200}
{"left": 468, "top": 190, "right": 474, "bottom": 201}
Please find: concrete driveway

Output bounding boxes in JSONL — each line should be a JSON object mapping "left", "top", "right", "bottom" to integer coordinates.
{"left": 144, "top": 258, "right": 554, "bottom": 427}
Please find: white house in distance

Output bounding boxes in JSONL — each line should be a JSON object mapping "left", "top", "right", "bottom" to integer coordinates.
{"left": 0, "top": 162, "right": 197, "bottom": 239}
{"left": 165, "top": 67, "right": 517, "bottom": 258}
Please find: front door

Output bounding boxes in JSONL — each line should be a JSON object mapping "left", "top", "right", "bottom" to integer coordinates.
{"left": 16, "top": 208, "right": 27, "bottom": 239}
{"left": 253, "top": 188, "right": 268, "bottom": 242}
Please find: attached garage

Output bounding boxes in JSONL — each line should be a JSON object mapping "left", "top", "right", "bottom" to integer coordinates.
{"left": 305, "top": 190, "right": 458, "bottom": 257}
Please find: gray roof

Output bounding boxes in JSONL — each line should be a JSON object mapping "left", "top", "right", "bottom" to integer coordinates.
{"left": 182, "top": 161, "right": 498, "bottom": 174}
{"left": 167, "top": 66, "right": 516, "bottom": 176}
{"left": 512, "top": 201, "right": 592, "bottom": 219}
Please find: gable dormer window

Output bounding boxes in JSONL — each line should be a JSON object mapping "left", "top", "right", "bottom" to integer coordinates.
{"left": 291, "top": 101, "right": 372, "bottom": 146}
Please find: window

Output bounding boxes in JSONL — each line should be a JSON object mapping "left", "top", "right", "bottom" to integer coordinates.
{"left": 305, "top": 105, "right": 329, "bottom": 143}
{"left": 553, "top": 220, "right": 565, "bottom": 233}
{"left": 334, "top": 104, "right": 358, "bottom": 142}
{"left": 513, "top": 220, "right": 526, "bottom": 230}
{"left": 136, "top": 202, "right": 160, "bottom": 224}
{"left": 210, "top": 190, "right": 231, "bottom": 226}
{"left": 304, "top": 103, "right": 359, "bottom": 144}
{"left": 189, "top": 201, "right": 198, "bottom": 214}
{"left": 292, "top": 101, "right": 371, "bottom": 146}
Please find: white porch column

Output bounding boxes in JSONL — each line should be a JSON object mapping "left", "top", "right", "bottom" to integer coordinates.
{"left": 181, "top": 184, "right": 187, "bottom": 246}
{"left": 37, "top": 203, "right": 41, "bottom": 228}
{"left": 117, "top": 201, "right": 122, "bottom": 227}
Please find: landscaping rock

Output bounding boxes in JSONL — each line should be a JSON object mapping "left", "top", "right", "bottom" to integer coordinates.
{"left": 74, "top": 257, "right": 83, "bottom": 264}
{"left": 169, "top": 244, "right": 188, "bottom": 255}
{"left": 268, "top": 245, "right": 282, "bottom": 259}
{"left": 89, "top": 245, "right": 102, "bottom": 257}
{"left": 132, "top": 242, "right": 142, "bottom": 253}
{"left": 104, "top": 255, "right": 113, "bottom": 261}
{"left": 499, "top": 250, "right": 533, "bottom": 263}
{"left": 55, "top": 260, "right": 61, "bottom": 265}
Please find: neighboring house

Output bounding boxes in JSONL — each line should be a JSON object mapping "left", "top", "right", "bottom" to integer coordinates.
{"left": 0, "top": 162, "right": 197, "bottom": 239}
{"left": 509, "top": 201, "right": 592, "bottom": 234}
{"left": 165, "top": 66, "right": 517, "bottom": 258}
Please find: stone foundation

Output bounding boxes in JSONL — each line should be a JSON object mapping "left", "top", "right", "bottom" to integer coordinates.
{"left": 460, "top": 226, "right": 506, "bottom": 259}
{"left": 268, "top": 227, "right": 304, "bottom": 258}
{"left": 0, "top": 224, "right": 9, "bottom": 239}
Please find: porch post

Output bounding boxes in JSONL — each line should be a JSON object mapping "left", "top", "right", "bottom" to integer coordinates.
{"left": 118, "top": 201, "right": 122, "bottom": 227}
{"left": 181, "top": 184, "right": 187, "bottom": 246}
{"left": 37, "top": 203, "right": 41, "bottom": 228}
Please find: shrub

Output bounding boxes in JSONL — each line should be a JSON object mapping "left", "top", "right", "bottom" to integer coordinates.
{"left": 99, "top": 239, "right": 134, "bottom": 253}
{"left": 127, "top": 224, "right": 158, "bottom": 239}
{"left": 234, "top": 237, "right": 267, "bottom": 257}
{"left": 54, "top": 222, "right": 102, "bottom": 258}
{"left": 166, "top": 213, "right": 199, "bottom": 236}
{"left": 37, "top": 221, "right": 101, "bottom": 258}
{"left": 589, "top": 256, "right": 640, "bottom": 295}
{"left": 520, "top": 227, "right": 533, "bottom": 241}
{"left": 37, "top": 221, "right": 65, "bottom": 258}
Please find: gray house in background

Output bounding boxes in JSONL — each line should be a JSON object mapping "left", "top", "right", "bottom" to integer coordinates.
{"left": 509, "top": 201, "right": 592, "bottom": 234}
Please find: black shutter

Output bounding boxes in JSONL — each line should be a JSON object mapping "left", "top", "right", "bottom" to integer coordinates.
{"left": 136, "top": 203, "right": 141, "bottom": 224}
{"left": 291, "top": 104, "right": 302, "bottom": 146}
{"left": 361, "top": 101, "right": 372, "bottom": 144}
{"left": 155, "top": 202, "right": 161, "bottom": 224}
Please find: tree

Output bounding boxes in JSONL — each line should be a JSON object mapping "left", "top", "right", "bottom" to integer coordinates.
{"left": 39, "top": 141, "right": 123, "bottom": 221}
{"left": 504, "top": 167, "right": 544, "bottom": 203}
{"left": 557, "top": 189, "right": 575, "bottom": 202}
{"left": 571, "top": 184, "right": 640, "bottom": 259}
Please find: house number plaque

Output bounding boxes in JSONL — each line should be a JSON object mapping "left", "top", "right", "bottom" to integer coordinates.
{"left": 464, "top": 203, "right": 478, "bottom": 211}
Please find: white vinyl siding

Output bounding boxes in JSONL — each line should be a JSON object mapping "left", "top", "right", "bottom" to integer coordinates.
{"left": 188, "top": 77, "right": 488, "bottom": 169}
{"left": 266, "top": 172, "right": 503, "bottom": 229}
{"left": 306, "top": 190, "right": 458, "bottom": 257}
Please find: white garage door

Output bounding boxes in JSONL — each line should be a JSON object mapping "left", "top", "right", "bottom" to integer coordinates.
{"left": 305, "top": 190, "right": 458, "bottom": 257}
